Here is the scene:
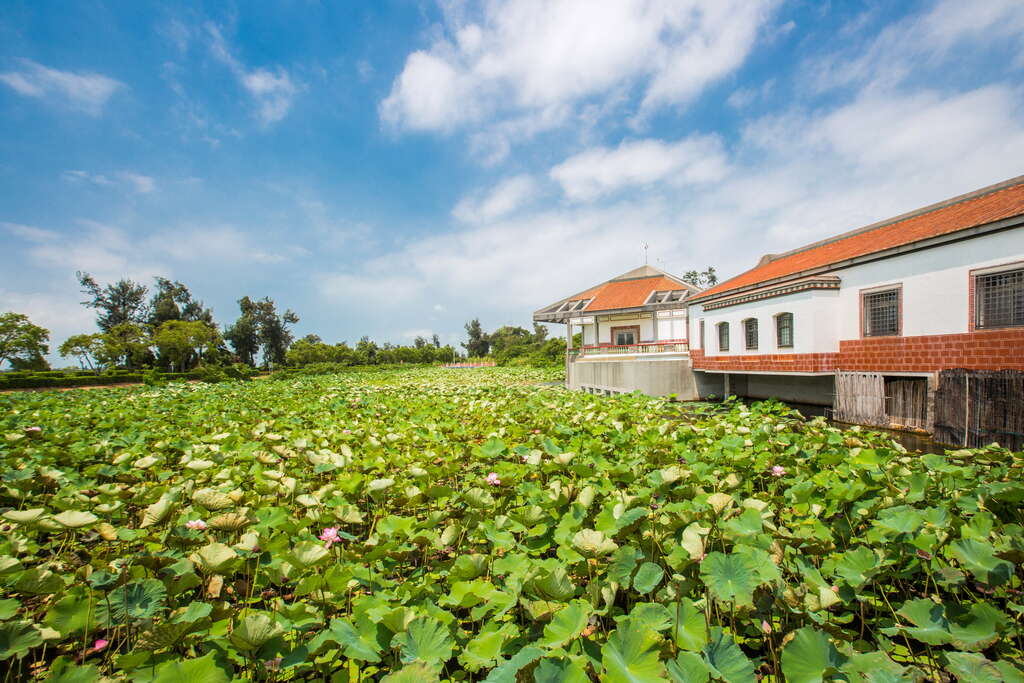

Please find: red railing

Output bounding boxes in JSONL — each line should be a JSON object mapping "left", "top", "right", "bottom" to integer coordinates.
{"left": 568, "top": 340, "right": 688, "bottom": 359}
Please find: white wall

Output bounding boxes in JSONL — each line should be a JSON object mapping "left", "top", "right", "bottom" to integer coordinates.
{"left": 688, "top": 228, "right": 1024, "bottom": 356}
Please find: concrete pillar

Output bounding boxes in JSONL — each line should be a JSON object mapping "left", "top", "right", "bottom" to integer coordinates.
{"left": 565, "top": 321, "right": 573, "bottom": 389}
{"left": 723, "top": 373, "right": 731, "bottom": 398}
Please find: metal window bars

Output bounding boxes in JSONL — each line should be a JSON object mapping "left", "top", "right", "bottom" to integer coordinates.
{"left": 976, "top": 268, "right": 1024, "bottom": 328}
{"left": 744, "top": 318, "right": 758, "bottom": 350}
{"left": 776, "top": 313, "right": 793, "bottom": 347}
{"left": 863, "top": 289, "right": 899, "bottom": 336}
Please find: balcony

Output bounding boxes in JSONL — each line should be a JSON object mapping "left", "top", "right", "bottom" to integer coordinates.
{"left": 568, "top": 341, "right": 689, "bottom": 360}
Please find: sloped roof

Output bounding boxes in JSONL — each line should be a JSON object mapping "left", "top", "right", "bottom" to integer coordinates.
{"left": 692, "top": 175, "right": 1024, "bottom": 302}
{"left": 535, "top": 265, "right": 698, "bottom": 318}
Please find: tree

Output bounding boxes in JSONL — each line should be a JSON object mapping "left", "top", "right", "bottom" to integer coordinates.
{"left": 431, "top": 334, "right": 441, "bottom": 348}
{"left": 149, "top": 277, "right": 213, "bottom": 329}
{"left": 462, "top": 318, "right": 490, "bottom": 358}
{"left": 0, "top": 312, "right": 50, "bottom": 370}
{"left": 77, "top": 272, "right": 150, "bottom": 332}
{"left": 59, "top": 333, "right": 102, "bottom": 371}
{"left": 225, "top": 297, "right": 261, "bottom": 366}
{"left": 94, "top": 323, "right": 150, "bottom": 369}
{"left": 254, "top": 298, "right": 299, "bottom": 368}
{"left": 413, "top": 336, "right": 429, "bottom": 349}
{"left": 153, "top": 321, "right": 221, "bottom": 372}
{"left": 682, "top": 266, "right": 718, "bottom": 289}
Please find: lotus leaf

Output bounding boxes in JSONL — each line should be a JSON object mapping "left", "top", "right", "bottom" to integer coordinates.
{"left": 572, "top": 529, "right": 618, "bottom": 558}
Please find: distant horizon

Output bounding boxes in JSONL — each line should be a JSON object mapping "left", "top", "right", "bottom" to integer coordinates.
{"left": 3, "top": 0, "right": 1024, "bottom": 365}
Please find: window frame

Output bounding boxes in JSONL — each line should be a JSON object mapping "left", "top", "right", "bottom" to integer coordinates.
{"left": 743, "top": 318, "right": 759, "bottom": 351}
{"left": 775, "top": 312, "right": 793, "bottom": 349}
{"left": 699, "top": 319, "right": 705, "bottom": 350}
{"left": 973, "top": 264, "right": 1024, "bottom": 330}
{"left": 860, "top": 285, "right": 903, "bottom": 338}
{"left": 717, "top": 322, "right": 729, "bottom": 351}
{"left": 610, "top": 325, "right": 640, "bottom": 346}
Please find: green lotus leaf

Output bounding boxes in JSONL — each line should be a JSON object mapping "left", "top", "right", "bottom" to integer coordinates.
{"left": 667, "top": 652, "right": 710, "bottom": 683}
{"left": 892, "top": 599, "right": 951, "bottom": 645}
{"left": 308, "top": 618, "right": 383, "bottom": 662}
{"left": 192, "top": 488, "right": 234, "bottom": 511}
{"left": 707, "top": 492, "right": 734, "bottom": 514}
{"left": 189, "top": 542, "right": 240, "bottom": 574}
{"left": 632, "top": 562, "right": 664, "bottom": 595}
{"left": 834, "top": 546, "right": 882, "bottom": 588}
{"left": 2, "top": 508, "right": 47, "bottom": 525}
{"left": 140, "top": 493, "right": 177, "bottom": 528}
{"left": 607, "top": 545, "right": 642, "bottom": 587}
{"left": 671, "top": 598, "right": 708, "bottom": 652}
{"left": 704, "top": 628, "right": 755, "bottom": 683}
{"left": 700, "top": 552, "right": 757, "bottom": 607}
{"left": 44, "top": 588, "right": 95, "bottom": 636}
{"left": 481, "top": 646, "right": 545, "bottom": 683}
{"left": 172, "top": 602, "right": 213, "bottom": 624}
{"left": 525, "top": 567, "right": 576, "bottom": 602}
{"left": 136, "top": 620, "right": 198, "bottom": 651}
{"left": 286, "top": 540, "right": 330, "bottom": 569}
{"left": 949, "top": 539, "right": 1014, "bottom": 586}
{"left": 457, "top": 624, "right": 515, "bottom": 672}
{"left": 839, "top": 651, "right": 910, "bottom": 683}
{"left": 133, "top": 456, "right": 160, "bottom": 469}
{"left": 152, "top": 652, "right": 230, "bottom": 683}
{"left": 51, "top": 510, "right": 98, "bottom": 529}
{"left": 540, "top": 599, "right": 590, "bottom": 649}
{"left": 601, "top": 621, "right": 665, "bottom": 683}
{"left": 391, "top": 617, "right": 454, "bottom": 666}
{"left": 368, "top": 478, "right": 396, "bottom": 500}
{"left": 944, "top": 652, "right": 1004, "bottom": 683}
{"left": 229, "top": 612, "right": 283, "bottom": 652}
{"left": 207, "top": 511, "right": 252, "bottom": 531}
{"left": 106, "top": 579, "right": 166, "bottom": 624}
{"left": 380, "top": 661, "right": 440, "bottom": 683}
{"left": 534, "top": 656, "right": 590, "bottom": 683}
{"left": 15, "top": 567, "right": 65, "bottom": 594}
{"left": 0, "top": 621, "right": 43, "bottom": 660}
{"left": 43, "top": 656, "right": 100, "bottom": 683}
{"left": 781, "top": 627, "right": 845, "bottom": 683}
{"left": 572, "top": 529, "right": 618, "bottom": 558}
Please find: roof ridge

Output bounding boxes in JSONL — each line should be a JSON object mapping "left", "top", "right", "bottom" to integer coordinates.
{"left": 760, "top": 174, "right": 1024, "bottom": 265}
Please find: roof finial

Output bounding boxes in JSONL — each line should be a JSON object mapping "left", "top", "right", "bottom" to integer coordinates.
{"left": 642, "top": 241, "right": 649, "bottom": 265}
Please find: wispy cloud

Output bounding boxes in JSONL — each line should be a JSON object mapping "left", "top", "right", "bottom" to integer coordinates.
{"left": 0, "top": 59, "right": 122, "bottom": 115}
{"left": 62, "top": 170, "right": 156, "bottom": 194}
{"left": 453, "top": 175, "right": 539, "bottom": 223}
{"left": 206, "top": 23, "right": 298, "bottom": 125}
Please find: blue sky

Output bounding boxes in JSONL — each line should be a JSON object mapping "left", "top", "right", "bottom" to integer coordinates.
{"left": 2, "top": 0, "right": 1024, "bottom": 361}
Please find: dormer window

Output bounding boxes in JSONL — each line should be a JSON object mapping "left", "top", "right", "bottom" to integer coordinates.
{"left": 557, "top": 298, "right": 592, "bottom": 313}
{"left": 646, "top": 290, "right": 686, "bottom": 304}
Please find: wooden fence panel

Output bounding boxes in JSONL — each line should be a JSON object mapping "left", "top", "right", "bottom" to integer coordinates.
{"left": 834, "top": 372, "right": 886, "bottom": 426}
{"left": 934, "top": 369, "right": 1024, "bottom": 450}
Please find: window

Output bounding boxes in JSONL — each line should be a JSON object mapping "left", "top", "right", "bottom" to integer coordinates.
{"left": 611, "top": 326, "right": 639, "bottom": 346}
{"left": 863, "top": 287, "right": 901, "bottom": 337}
{"left": 646, "top": 290, "right": 686, "bottom": 304}
{"left": 776, "top": 313, "right": 793, "bottom": 348}
{"left": 717, "top": 322, "right": 729, "bottom": 351}
{"left": 976, "top": 267, "right": 1024, "bottom": 328}
{"left": 699, "top": 319, "right": 705, "bottom": 350}
{"left": 743, "top": 318, "right": 759, "bottom": 350}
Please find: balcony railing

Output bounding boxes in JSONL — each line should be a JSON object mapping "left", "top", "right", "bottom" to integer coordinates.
{"left": 568, "top": 341, "right": 688, "bottom": 360}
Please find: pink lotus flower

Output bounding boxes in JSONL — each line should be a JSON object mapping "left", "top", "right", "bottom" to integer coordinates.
{"left": 93, "top": 639, "right": 109, "bottom": 651}
{"left": 761, "top": 620, "right": 772, "bottom": 634}
{"left": 342, "top": 429, "right": 352, "bottom": 434}
{"left": 770, "top": 465, "right": 786, "bottom": 477}
{"left": 485, "top": 472, "right": 501, "bottom": 486}
{"left": 25, "top": 426, "right": 41, "bottom": 433}
{"left": 533, "top": 429, "right": 541, "bottom": 434}
{"left": 319, "top": 527, "right": 342, "bottom": 548}
{"left": 185, "top": 520, "right": 207, "bottom": 530}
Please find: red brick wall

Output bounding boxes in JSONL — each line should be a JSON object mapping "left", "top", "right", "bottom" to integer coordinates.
{"left": 690, "top": 348, "right": 840, "bottom": 373}
{"left": 691, "top": 328, "right": 1024, "bottom": 373}
{"left": 837, "top": 328, "right": 1024, "bottom": 372}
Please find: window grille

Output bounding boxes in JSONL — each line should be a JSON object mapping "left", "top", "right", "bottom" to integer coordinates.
{"left": 776, "top": 313, "right": 793, "bottom": 348}
{"left": 863, "top": 288, "right": 900, "bottom": 336}
{"left": 744, "top": 318, "right": 758, "bottom": 350}
{"left": 976, "top": 268, "right": 1024, "bottom": 328}
{"left": 699, "top": 319, "right": 705, "bottom": 350}
{"left": 717, "top": 322, "right": 729, "bottom": 351}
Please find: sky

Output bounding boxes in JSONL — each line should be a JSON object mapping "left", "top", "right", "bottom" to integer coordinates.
{"left": 2, "top": 0, "right": 1024, "bottom": 362}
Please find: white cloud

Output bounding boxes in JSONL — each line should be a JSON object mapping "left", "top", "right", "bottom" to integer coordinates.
{"left": 206, "top": 24, "right": 298, "bottom": 125}
{"left": 380, "top": 0, "right": 777, "bottom": 151}
{"left": 0, "top": 60, "right": 123, "bottom": 115}
{"left": 154, "top": 225, "right": 304, "bottom": 264}
{"left": 453, "top": 174, "right": 538, "bottom": 223}
{"left": 550, "top": 135, "right": 728, "bottom": 202}
{"left": 62, "top": 170, "right": 155, "bottom": 194}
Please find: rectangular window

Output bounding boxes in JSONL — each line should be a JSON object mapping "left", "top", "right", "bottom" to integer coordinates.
{"left": 744, "top": 318, "right": 758, "bottom": 350}
{"left": 976, "top": 268, "right": 1024, "bottom": 328}
{"left": 717, "top": 322, "right": 729, "bottom": 351}
{"left": 611, "top": 326, "right": 639, "bottom": 346}
{"left": 863, "top": 288, "right": 900, "bottom": 337}
{"left": 699, "top": 320, "right": 705, "bottom": 350}
{"left": 776, "top": 313, "right": 793, "bottom": 348}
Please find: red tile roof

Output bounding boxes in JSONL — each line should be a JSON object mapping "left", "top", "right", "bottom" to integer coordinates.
{"left": 583, "top": 275, "right": 684, "bottom": 312}
{"left": 693, "top": 177, "right": 1024, "bottom": 301}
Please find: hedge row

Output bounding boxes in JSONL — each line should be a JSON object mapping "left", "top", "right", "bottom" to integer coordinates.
{"left": 0, "top": 371, "right": 202, "bottom": 390}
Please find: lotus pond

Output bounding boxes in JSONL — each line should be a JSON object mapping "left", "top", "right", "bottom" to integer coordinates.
{"left": 0, "top": 366, "right": 1022, "bottom": 681}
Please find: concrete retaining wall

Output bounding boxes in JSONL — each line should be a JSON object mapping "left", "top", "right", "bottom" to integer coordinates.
{"left": 568, "top": 356, "right": 699, "bottom": 399}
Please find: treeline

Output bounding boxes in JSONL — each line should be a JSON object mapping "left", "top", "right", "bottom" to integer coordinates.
{"left": 285, "top": 335, "right": 458, "bottom": 367}
{"left": 461, "top": 319, "right": 565, "bottom": 366}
